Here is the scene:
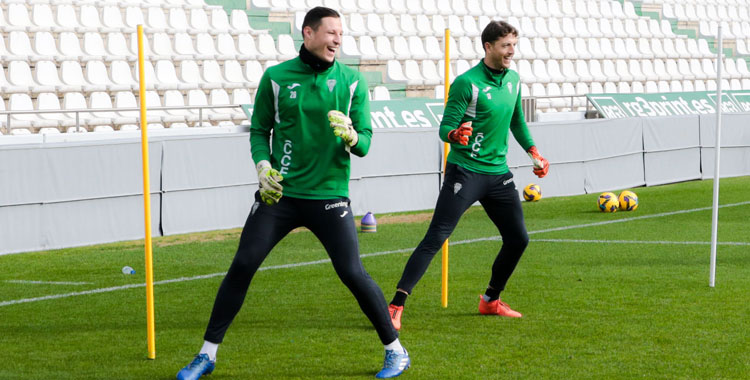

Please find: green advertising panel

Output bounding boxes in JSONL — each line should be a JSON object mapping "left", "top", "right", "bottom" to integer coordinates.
{"left": 587, "top": 90, "right": 750, "bottom": 118}
{"left": 241, "top": 99, "right": 445, "bottom": 128}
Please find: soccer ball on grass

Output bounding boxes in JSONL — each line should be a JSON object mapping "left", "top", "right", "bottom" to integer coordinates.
{"left": 598, "top": 192, "right": 619, "bottom": 213}
{"left": 523, "top": 183, "right": 542, "bottom": 202}
{"left": 619, "top": 190, "right": 638, "bottom": 211}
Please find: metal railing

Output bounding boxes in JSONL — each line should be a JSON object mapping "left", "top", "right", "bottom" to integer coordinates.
{"left": 0, "top": 104, "right": 245, "bottom": 135}
{"left": 523, "top": 95, "right": 591, "bottom": 121}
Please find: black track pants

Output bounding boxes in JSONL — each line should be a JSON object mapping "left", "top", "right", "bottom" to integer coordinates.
{"left": 204, "top": 193, "right": 398, "bottom": 345}
{"left": 396, "top": 163, "right": 529, "bottom": 295}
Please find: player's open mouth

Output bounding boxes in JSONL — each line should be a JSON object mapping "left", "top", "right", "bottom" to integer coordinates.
{"left": 328, "top": 47, "right": 337, "bottom": 54}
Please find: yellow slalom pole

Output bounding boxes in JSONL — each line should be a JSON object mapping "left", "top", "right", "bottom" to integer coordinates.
{"left": 441, "top": 28, "right": 451, "bottom": 309}
{"left": 137, "top": 24, "right": 156, "bottom": 360}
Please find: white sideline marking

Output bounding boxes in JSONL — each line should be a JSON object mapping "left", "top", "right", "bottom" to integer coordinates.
{"left": 4, "top": 280, "right": 93, "bottom": 286}
{"left": 530, "top": 238, "right": 750, "bottom": 246}
{"left": 1, "top": 201, "right": 748, "bottom": 308}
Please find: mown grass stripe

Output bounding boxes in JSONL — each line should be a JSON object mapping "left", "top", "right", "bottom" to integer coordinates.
{"left": 2, "top": 201, "right": 748, "bottom": 308}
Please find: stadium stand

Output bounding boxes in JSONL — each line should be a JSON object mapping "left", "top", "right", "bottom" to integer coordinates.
{"left": 1, "top": 0, "right": 749, "bottom": 134}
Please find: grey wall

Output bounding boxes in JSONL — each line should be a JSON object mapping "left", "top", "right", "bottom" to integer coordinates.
{"left": 1, "top": 113, "right": 749, "bottom": 255}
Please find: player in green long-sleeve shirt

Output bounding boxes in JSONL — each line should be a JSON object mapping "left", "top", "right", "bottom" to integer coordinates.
{"left": 176, "top": 8, "right": 409, "bottom": 380}
{"left": 387, "top": 21, "right": 550, "bottom": 330}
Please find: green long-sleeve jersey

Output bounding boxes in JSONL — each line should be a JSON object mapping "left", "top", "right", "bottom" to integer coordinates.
{"left": 250, "top": 57, "right": 372, "bottom": 199}
{"left": 439, "top": 61, "right": 535, "bottom": 175}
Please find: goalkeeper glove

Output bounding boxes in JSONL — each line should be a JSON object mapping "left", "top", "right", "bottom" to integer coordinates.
{"left": 526, "top": 146, "right": 549, "bottom": 178}
{"left": 328, "top": 110, "right": 359, "bottom": 147}
{"left": 256, "top": 160, "right": 283, "bottom": 205}
{"left": 447, "top": 121, "right": 473, "bottom": 146}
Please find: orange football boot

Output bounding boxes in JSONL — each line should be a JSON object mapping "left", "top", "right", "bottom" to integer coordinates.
{"left": 478, "top": 295, "right": 522, "bottom": 318}
{"left": 388, "top": 304, "right": 403, "bottom": 330}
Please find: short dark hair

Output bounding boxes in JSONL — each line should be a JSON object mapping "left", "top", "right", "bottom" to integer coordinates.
{"left": 301, "top": 6, "right": 340, "bottom": 36}
{"left": 481, "top": 20, "right": 518, "bottom": 49}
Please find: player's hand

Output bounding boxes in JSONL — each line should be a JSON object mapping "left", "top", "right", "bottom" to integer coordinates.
{"left": 328, "top": 110, "right": 359, "bottom": 147}
{"left": 256, "top": 160, "right": 283, "bottom": 205}
{"left": 527, "top": 146, "right": 549, "bottom": 178}
{"left": 447, "top": 121, "right": 473, "bottom": 146}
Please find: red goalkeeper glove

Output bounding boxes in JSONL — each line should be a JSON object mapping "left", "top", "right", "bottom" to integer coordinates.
{"left": 447, "top": 121, "right": 473, "bottom": 146}
{"left": 527, "top": 146, "right": 549, "bottom": 178}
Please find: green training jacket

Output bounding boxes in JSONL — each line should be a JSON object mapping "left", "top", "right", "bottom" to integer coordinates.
{"left": 439, "top": 60, "right": 535, "bottom": 175}
{"left": 250, "top": 57, "right": 372, "bottom": 199}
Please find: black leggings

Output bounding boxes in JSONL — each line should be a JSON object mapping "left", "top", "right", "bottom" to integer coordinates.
{"left": 397, "top": 163, "right": 529, "bottom": 295}
{"left": 204, "top": 193, "right": 397, "bottom": 345}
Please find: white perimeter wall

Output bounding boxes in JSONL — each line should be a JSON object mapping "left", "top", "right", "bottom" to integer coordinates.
{"left": 1, "top": 114, "right": 749, "bottom": 255}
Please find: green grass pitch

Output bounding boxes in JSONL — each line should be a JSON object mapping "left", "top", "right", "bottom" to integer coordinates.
{"left": 1, "top": 176, "right": 749, "bottom": 379}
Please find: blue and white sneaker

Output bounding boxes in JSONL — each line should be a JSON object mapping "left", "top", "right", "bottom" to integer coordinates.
{"left": 375, "top": 348, "right": 410, "bottom": 378}
{"left": 176, "top": 353, "right": 215, "bottom": 380}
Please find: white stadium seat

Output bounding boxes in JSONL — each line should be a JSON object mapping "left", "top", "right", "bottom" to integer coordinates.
{"left": 12, "top": 93, "right": 59, "bottom": 129}
{"left": 243, "top": 61, "right": 263, "bottom": 88}
{"left": 626, "top": 60, "right": 646, "bottom": 82}
{"left": 586, "top": 38, "right": 605, "bottom": 59}
{"left": 194, "top": 32, "right": 219, "bottom": 60}
{"left": 224, "top": 60, "right": 253, "bottom": 89}
{"left": 574, "top": 60, "right": 593, "bottom": 83}
{"left": 112, "top": 91, "right": 140, "bottom": 131}
{"left": 689, "top": 59, "right": 708, "bottom": 80}
{"left": 153, "top": 60, "right": 187, "bottom": 91}
{"left": 629, "top": 81, "right": 643, "bottom": 93}
{"left": 31, "top": 3, "right": 55, "bottom": 32}
{"left": 210, "top": 89, "right": 244, "bottom": 123}
{"left": 617, "top": 81, "right": 631, "bottom": 94}
{"left": 340, "top": 35, "right": 361, "bottom": 58}
{"left": 33, "top": 60, "right": 75, "bottom": 93}
{"left": 587, "top": 60, "right": 607, "bottom": 83}
{"left": 375, "top": 36, "right": 396, "bottom": 60}
{"left": 232, "top": 88, "right": 253, "bottom": 106}
{"left": 574, "top": 38, "right": 591, "bottom": 59}
{"left": 601, "top": 60, "right": 618, "bottom": 82}
{"left": 143, "top": 91, "right": 168, "bottom": 128}
{"left": 391, "top": 36, "right": 410, "bottom": 60}
{"left": 385, "top": 60, "right": 408, "bottom": 83}
{"left": 615, "top": 60, "right": 634, "bottom": 82}
{"left": 209, "top": 8, "right": 232, "bottom": 35}
{"left": 231, "top": 9, "right": 263, "bottom": 35}
{"left": 390, "top": 0, "right": 408, "bottom": 14}
{"left": 532, "top": 60, "right": 551, "bottom": 83}
{"left": 600, "top": 38, "right": 617, "bottom": 59}
{"left": 101, "top": 6, "right": 127, "bottom": 31}
{"left": 652, "top": 59, "right": 671, "bottom": 81}
{"left": 403, "top": 59, "right": 426, "bottom": 85}
{"left": 186, "top": 89, "right": 214, "bottom": 127}
{"left": 669, "top": 80, "right": 683, "bottom": 93}
{"left": 36, "top": 92, "right": 72, "bottom": 129}
{"left": 398, "top": 14, "right": 418, "bottom": 36}
{"left": 677, "top": 59, "right": 695, "bottom": 81}
{"left": 358, "top": 36, "right": 379, "bottom": 60}
{"left": 639, "top": 59, "right": 658, "bottom": 82}
{"left": 421, "top": 60, "right": 441, "bottom": 85}
{"left": 681, "top": 80, "right": 694, "bottom": 92}
{"left": 383, "top": 14, "right": 401, "bottom": 37}
{"left": 164, "top": 90, "right": 199, "bottom": 126}
{"left": 546, "top": 60, "right": 565, "bottom": 83}
{"left": 189, "top": 8, "right": 211, "bottom": 32}
{"left": 347, "top": 13, "right": 367, "bottom": 36}
{"left": 86, "top": 61, "right": 131, "bottom": 92}
{"left": 372, "top": 85, "right": 391, "bottom": 100}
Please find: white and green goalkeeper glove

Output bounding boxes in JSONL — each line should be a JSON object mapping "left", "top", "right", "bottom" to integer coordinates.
{"left": 256, "top": 160, "right": 283, "bottom": 205}
{"left": 328, "top": 110, "right": 359, "bottom": 147}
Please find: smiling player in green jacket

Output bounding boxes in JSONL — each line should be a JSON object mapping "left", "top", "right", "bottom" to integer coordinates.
{"left": 176, "top": 7, "right": 408, "bottom": 380}
{"left": 388, "top": 20, "right": 550, "bottom": 330}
